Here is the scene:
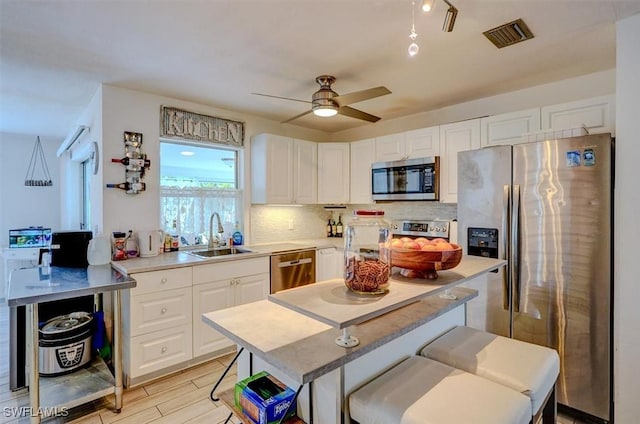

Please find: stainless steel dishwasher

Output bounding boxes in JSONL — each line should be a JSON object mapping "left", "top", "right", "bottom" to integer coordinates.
{"left": 270, "top": 249, "right": 316, "bottom": 293}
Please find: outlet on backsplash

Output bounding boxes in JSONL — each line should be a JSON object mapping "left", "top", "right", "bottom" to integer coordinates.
{"left": 288, "top": 219, "right": 294, "bottom": 230}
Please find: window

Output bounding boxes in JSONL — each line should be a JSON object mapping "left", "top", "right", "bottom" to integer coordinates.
{"left": 160, "top": 141, "right": 242, "bottom": 247}
{"left": 81, "top": 159, "right": 92, "bottom": 230}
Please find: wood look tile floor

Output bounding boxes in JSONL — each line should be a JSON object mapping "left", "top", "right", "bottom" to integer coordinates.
{"left": 0, "top": 300, "right": 591, "bottom": 424}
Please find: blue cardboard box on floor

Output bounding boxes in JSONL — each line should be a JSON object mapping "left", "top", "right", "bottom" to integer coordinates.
{"left": 234, "top": 371, "right": 297, "bottom": 424}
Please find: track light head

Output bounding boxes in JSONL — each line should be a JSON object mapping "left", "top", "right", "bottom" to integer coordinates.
{"left": 442, "top": 0, "right": 458, "bottom": 32}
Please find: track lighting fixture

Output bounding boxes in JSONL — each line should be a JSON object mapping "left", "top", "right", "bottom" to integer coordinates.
{"left": 442, "top": 0, "right": 458, "bottom": 32}
{"left": 421, "top": 0, "right": 458, "bottom": 32}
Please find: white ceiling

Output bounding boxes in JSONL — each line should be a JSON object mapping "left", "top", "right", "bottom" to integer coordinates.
{"left": 1, "top": 0, "right": 639, "bottom": 138}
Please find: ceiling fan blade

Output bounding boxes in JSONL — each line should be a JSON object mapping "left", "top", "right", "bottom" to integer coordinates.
{"left": 338, "top": 106, "right": 381, "bottom": 123}
{"left": 333, "top": 86, "right": 391, "bottom": 107}
{"left": 252, "top": 92, "right": 311, "bottom": 104}
{"left": 281, "top": 109, "right": 314, "bottom": 124}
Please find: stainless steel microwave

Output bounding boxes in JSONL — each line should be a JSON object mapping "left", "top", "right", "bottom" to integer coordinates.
{"left": 372, "top": 156, "right": 440, "bottom": 201}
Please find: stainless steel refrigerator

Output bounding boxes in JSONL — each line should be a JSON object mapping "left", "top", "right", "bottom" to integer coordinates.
{"left": 457, "top": 134, "right": 612, "bottom": 423}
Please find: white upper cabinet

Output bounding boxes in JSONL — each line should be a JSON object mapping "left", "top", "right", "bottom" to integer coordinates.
{"left": 251, "top": 134, "right": 293, "bottom": 204}
{"left": 318, "top": 142, "right": 350, "bottom": 204}
{"left": 292, "top": 139, "right": 318, "bottom": 204}
{"left": 480, "top": 108, "right": 541, "bottom": 147}
{"left": 405, "top": 126, "right": 440, "bottom": 157}
{"left": 251, "top": 134, "right": 317, "bottom": 204}
{"left": 374, "top": 133, "right": 406, "bottom": 162}
{"left": 541, "top": 95, "right": 615, "bottom": 135}
{"left": 349, "top": 138, "right": 375, "bottom": 204}
{"left": 375, "top": 127, "right": 439, "bottom": 162}
{"left": 439, "top": 119, "right": 481, "bottom": 204}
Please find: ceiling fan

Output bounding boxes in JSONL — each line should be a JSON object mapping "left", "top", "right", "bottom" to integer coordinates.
{"left": 252, "top": 75, "right": 391, "bottom": 124}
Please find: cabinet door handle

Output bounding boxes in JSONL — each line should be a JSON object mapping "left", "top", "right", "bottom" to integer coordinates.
{"left": 160, "top": 278, "right": 168, "bottom": 284}
{"left": 161, "top": 346, "right": 167, "bottom": 353}
{"left": 161, "top": 308, "right": 167, "bottom": 314}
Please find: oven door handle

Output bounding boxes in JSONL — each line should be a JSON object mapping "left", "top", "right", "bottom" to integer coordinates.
{"left": 278, "top": 258, "right": 313, "bottom": 268}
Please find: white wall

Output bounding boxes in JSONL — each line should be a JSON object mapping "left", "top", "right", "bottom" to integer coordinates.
{"left": 88, "top": 84, "right": 330, "bottom": 241}
{"left": 614, "top": 12, "right": 640, "bottom": 423}
{"left": 0, "top": 132, "right": 61, "bottom": 294}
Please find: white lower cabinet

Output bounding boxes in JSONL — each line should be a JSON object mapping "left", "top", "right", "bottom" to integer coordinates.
{"left": 123, "top": 257, "right": 269, "bottom": 385}
{"left": 123, "top": 267, "right": 193, "bottom": 384}
{"left": 316, "top": 247, "right": 342, "bottom": 282}
{"left": 129, "top": 287, "right": 192, "bottom": 337}
{"left": 192, "top": 279, "right": 235, "bottom": 356}
{"left": 128, "top": 323, "right": 193, "bottom": 379}
{"left": 192, "top": 257, "right": 270, "bottom": 357}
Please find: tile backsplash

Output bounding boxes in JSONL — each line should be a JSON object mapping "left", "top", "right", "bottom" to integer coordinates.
{"left": 250, "top": 202, "right": 457, "bottom": 244}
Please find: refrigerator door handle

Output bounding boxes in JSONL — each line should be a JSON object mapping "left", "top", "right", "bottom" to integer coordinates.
{"left": 512, "top": 184, "right": 521, "bottom": 313}
{"left": 502, "top": 184, "right": 510, "bottom": 311}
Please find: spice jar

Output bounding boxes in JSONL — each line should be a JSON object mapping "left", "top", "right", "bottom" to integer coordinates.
{"left": 344, "top": 210, "right": 392, "bottom": 294}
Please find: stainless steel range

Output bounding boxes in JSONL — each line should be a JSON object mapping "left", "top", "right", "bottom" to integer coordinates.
{"left": 390, "top": 220, "right": 450, "bottom": 241}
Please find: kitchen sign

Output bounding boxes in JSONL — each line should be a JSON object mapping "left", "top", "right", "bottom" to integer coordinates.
{"left": 160, "top": 106, "right": 244, "bottom": 147}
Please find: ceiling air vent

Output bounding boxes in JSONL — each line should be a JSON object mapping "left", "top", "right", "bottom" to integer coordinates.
{"left": 483, "top": 18, "right": 534, "bottom": 49}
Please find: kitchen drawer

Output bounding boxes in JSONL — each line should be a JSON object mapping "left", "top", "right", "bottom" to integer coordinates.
{"left": 130, "top": 267, "right": 192, "bottom": 295}
{"left": 129, "top": 287, "right": 192, "bottom": 336}
{"left": 128, "top": 323, "right": 193, "bottom": 379}
{"left": 193, "top": 256, "right": 269, "bottom": 285}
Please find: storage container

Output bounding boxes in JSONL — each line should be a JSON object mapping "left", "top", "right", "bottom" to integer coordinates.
{"left": 344, "top": 210, "right": 391, "bottom": 294}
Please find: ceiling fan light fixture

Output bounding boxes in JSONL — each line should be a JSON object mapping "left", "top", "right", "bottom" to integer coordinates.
{"left": 312, "top": 105, "right": 338, "bottom": 117}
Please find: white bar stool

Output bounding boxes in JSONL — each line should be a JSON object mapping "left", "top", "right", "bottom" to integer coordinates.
{"left": 349, "top": 356, "right": 531, "bottom": 424}
{"left": 420, "top": 326, "right": 560, "bottom": 424}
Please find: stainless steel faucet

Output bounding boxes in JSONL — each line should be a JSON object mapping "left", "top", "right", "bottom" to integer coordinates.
{"left": 208, "top": 212, "right": 226, "bottom": 249}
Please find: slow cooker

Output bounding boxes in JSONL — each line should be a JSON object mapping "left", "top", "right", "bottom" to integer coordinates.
{"left": 39, "top": 311, "right": 93, "bottom": 376}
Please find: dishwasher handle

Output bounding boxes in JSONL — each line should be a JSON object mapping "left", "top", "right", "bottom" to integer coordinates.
{"left": 277, "top": 258, "right": 313, "bottom": 268}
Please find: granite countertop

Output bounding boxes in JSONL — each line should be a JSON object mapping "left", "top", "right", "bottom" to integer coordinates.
{"left": 203, "top": 287, "right": 477, "bottom": 384}
{"left": 5, "top": 264, "right": 137, "bottom": 307}
{"left": 110, "top": 238, "right": 341, "bottom": 275}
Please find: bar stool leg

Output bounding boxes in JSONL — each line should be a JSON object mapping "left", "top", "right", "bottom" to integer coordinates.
{"left": 541, "top": 385, "right": 556, "bottom": 424}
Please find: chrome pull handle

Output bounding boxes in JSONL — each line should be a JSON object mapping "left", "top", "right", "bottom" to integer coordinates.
{"left": 161, "top": 307, "right": 167, "bottom": 314}
{"left": 161, "top": 346, "right": 167, "bottom": 353}
{"left": 502, "top": 185, "right": 510, "bottom": 311}
{"left": 512, "top": 184, "right": 521, "bottom": 313}
{"left": 160, "top": 278, "right": 168, "bottom": 284}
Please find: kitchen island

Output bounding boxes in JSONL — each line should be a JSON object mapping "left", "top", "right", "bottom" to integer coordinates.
{"left": 5, "top": 265, "right": 136, "bottom": 424}
{"left": 202, "top": 255, "right": 505, "bottom": 423}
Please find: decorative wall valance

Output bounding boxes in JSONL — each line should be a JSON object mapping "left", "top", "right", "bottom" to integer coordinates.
{"left": 160, "top": 106, "right": 244, "bottom": 147}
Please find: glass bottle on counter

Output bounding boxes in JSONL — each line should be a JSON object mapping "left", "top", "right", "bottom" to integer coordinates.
{"left": 336, "top": 214, "right": 343, "bottom": 238}
{"left": 326, "top": 217, "right": 333, "bottom": 237}
{"left": 344, "top": 210, "right": 391, "bottom": 295}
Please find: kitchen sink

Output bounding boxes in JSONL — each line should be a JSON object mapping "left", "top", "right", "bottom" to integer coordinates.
{"left": 187, "top": 247, "right": 253, "bottom": 258}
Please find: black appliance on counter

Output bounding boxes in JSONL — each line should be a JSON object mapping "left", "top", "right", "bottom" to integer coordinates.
{"left": 39, "top": 230, "right": 93, "bottom": 268}
{"left": 9, "top": 230, "right": 95, "bottom": 390}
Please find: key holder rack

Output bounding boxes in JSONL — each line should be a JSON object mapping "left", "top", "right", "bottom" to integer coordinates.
{"left": 106, "top": 131, "right": 149, "bottom": 194}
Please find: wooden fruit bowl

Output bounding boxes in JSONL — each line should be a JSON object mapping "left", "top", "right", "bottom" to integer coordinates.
{"left": 390, "top": 244, "right": 462, "bottom": 279}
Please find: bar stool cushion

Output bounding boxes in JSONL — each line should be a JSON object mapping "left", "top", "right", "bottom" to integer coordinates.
{"left": 420, "top": 326, "right": 560, "bottom": 415}
{"left": 349, "top": 356, "right": 531, "bottom": 424}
